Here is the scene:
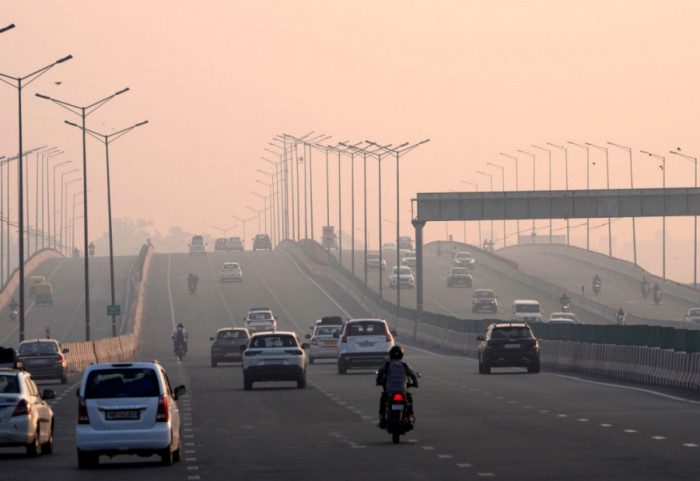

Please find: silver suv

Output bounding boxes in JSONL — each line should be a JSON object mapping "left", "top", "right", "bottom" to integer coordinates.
{"left": 75, "top": 361, "right": 187, "bottom": 468}
{"left": 336, "top": 319, "right": 395, "bottom": 374}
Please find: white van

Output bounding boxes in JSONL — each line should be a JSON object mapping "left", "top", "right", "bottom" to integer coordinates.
{"left": 511, "top": 300, "right": 543, "bottom": 322}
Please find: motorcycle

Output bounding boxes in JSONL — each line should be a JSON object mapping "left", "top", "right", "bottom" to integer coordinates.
{"left": 616, "top": 313, "right": 627, "bottom": 326}
{"left": 592, "top": 280, "right": 601, "bottom": 296}
{"left": 188, "top": 280, "right": 197, "bottom": 294}
{"left": 641, "top": 283, "right": 650, "bottom": 299}
{"left": 9, "top": 308, "right": 18, "bottom": 321}
{"left": 174, "top": 340, "right": 187, "bottom": 361}
{"left": 383, "top": 375, "right": 420, "bottom": 444}
{"left": 653, "top": 289, "right": 662, "bottom": 305}
{"left": 560, "top": 300, "right": 571, "bottom": 312}
{"left": 88, "top": 242, "right": 95, "bottom": 257}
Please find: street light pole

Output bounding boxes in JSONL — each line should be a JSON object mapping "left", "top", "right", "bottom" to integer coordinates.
{"left": 533, "top": 145, "right": 552, "bottom": 242}
{"left": 609, "top": 142, "right": 637, "bottom": 266}
{"left": 232, "top": 215, "right": 256, "bottom": 250}
{"left": 586, "top": 142, "right": 612, "bottom": 257}
{"left": 486, "top": 161, "right": 506, "bottom": 247}
{"left": 48, "top": 158, "right": 70, "bottom": 249}
{"left": 670, "top": 149, "right": 698, "bottom": 288}
{"left": 499, "top": 152, "right": 519, "bottom": 242}
{"left": 36, "top": 86, "right": 130, "bottom": 341}
{"left": 641, "top": 150, "right": 667, "bottom": 280}
{"left": 0, "top": 53, "right": 72, "bottom": 342}
{"left": 547, "top": 142, "right": 570, "bottom": 244}
{"left": 568, "top": 141, "right": 591, "bottom": 251}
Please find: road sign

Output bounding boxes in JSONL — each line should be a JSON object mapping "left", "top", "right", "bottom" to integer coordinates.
{"left": 107, "top": 305, "right": 121, "bottom": 316}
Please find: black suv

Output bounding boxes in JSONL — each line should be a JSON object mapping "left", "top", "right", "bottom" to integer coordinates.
{"left": 253, "top": 234, "right": 272, "bottom": 251}
{"left": 472, "top": 289, "right": 498, "bottom": 313}
{"left": 477, "top": 323, "right": 540, "bottom": 374}
{"left": 446, "top": 266, "right": 473, "bottom": 287}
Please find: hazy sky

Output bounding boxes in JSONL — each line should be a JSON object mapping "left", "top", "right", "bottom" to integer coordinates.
{"left": 2, "top": 1, "right": 700, "bottom": 281}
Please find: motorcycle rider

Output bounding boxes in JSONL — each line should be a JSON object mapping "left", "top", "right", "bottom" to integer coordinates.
{"left": 592, "top": 273, "right": 601, "bottom": 293}
{"left": 187, "top": 273, "right": 199, "bottom": 291}
{"left": 375, "top": 345, "right": 419, "bottom": 429}
{"left": 616, "top": 307, "right": 626, "bottom": 324}
{"left": 653, "top": 283, "right": 662, "bottom": 302}
{"left": 559, "top": 292, "right": 570, "bottom": 308}
{"left": 641, "top": 276, "right": 650, "bottom": 297}
{"left": 437, "top": 241, "right": 442, "bottom": 256}
{"left": 8, "top": 297, "right": 18, "bottom": 320}
{"left": 172, "top": 322, "right": 189, "bottom": 355}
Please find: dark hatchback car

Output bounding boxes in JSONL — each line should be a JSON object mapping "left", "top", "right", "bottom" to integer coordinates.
{"left": 472, "top": 288, "right": 498, "bottom": 313}
{"left": 253, "top": 234, "right": 272, "bottom": 251}
{"left": 17, "top": 339, "right": 70, "bottom": 383}
{"left": 210, "top": 328, "right": 251, "bottom": 366}
{"left": 446, "top": 266, "right": 473, "bottom": 287}
{"left": 477, "top": 323, "right": 540, "bottom": 374}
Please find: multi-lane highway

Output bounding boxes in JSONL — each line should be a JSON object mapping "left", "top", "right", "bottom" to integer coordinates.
{"left": 2, "top": 246, "right": 700, "bottom": 480}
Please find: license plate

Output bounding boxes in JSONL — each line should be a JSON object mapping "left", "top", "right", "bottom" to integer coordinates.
{"left": 358, "top": 341, "right": 375, "bottom": 348}
{"left": 105, "top": 410, "right": 140, "bottom": 420}
{"left": 29, "top": 358, "right": 50, "bottom": 365}
{"left": 264, "top": 360, "right": 283, "bottom": 366}
{"left": 391, "top": 404, "right": 405, "bottom": 411}
{"left": 322, "top": 341, "right": 337, "bottom": 347}
{"left": 505, "top": 344, "right": 521, "bottom": 349}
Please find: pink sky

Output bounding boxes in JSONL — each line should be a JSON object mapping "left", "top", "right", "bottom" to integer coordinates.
{"left": 2, "top": 0, "right": 700, "bottom": 281}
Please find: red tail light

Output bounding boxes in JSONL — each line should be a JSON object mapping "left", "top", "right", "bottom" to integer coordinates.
{"left": 341, "top": 331, "right": 348, "bottom": 343}
{"left": 156, "top": 394, "right": 169, "bottom": 422}
{"left": 310, "top": 337, "right": 318, "bottom": 346}
{"left": 12, "top": 398, "right": 30, "bottom": 417}
{"left": 391, "top": 393, "right": 405, "bottom": 402}
{"left": 384, "top": 324, "right": 393, "bottom": 343}
{"left": 54, "top": 353, "right": 65, "bottom": 364}
{"left": 77, "top": 397, "right": 90, "bottom": 424}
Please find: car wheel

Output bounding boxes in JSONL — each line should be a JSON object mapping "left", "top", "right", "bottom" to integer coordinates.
{"left": 482, "top": 359, "right": 491, "bottom": 374}
{"left": 41, "top": 422, "right": 54, "bottom": 455}
{"left": 77, "top": 449, "right": 98, "bottom": 468}
{"left": 211, "top": 359, "right": 217, "bottom": 367}
{"left": 243, "top": 374, "right": 253, "bottom": 390}
{"left": 26, "top": 428, "right": 40, "bottom": 457}
{"left": 160, "top": 445, "right": 174, "bottom": 466}
{"left": 337, "top": 359, "right": 347, "bottom": 375}
{"left": 297, "top": 373, "right": 307, "bottom": 389}
{"left": 173, "top": 433, "right": 182, "bottom": 463}
{"left": 528, "top": 360, "right": 541, "bottom": 374}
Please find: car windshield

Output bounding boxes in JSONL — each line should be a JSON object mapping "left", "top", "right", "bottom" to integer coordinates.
{"left": 250, "top": 335, "right": 296, "bottom": 348}
{"left": 218, "top": 330, "right": 246, "bottom": 340}
{"left": 516, "top": 304, "right": 540, "bottom": 313}
{"left": 0, "top": 374, "right": 20, "bottom": 393}
{"left": 19, "top": 342, "right": 58, "bottom": 354}
{"left": 192, "top": 236, "right": 203, "bottom": 244}
{"left": 84, "top": 368, "right": 160, "bottom": 398}
{"left": 452, "top": 268, "right": 469, "bottom": 274}
{"left": 347, "top": 321, "right": 385, "bottom": 336}
{"left": 689, "top": 309, "right": 700, "bottom": 316}
{"left": 491, "top": 327, "right": 533, "bottom": 339}
{"left": 249, "top": 312, "right": 271, "bottom": 320}
{"left": 476, "top": 290, "right": 495, "bottom": 298}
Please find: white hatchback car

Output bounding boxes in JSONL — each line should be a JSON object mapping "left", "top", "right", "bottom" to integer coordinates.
{"left": 241, "top": 332, "right": 309, "bottom": 389}
{"left": 244, "top": 308, "right": 277, "bottom": 332}
{"left": 0, "top": 367, "right": 56, "bottom": 456}
{"left": 75, "top": 361, "right": 186, "bottom": 468}
{"left": 220, "top": 262, "right": 243, "bottom": 282}
{"left": 336, "top": 319, "right": 395, "bottom": 374}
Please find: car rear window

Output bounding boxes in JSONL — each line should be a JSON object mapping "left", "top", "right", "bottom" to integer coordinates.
{"left": 515, "top": 304, "right": 540, "bottom": 313}
{"left": 476, "top": 290, "right": 495, "bottom": 298}
{"left": 347, "top": 322, "right": 385, "bottom": 336}
{"left": 250, "top": 335, "right": 296, "bottom": 348}
{"left": 218, "top": 330, "right": 247, "bottom": 340}
{"left": 315, "top": 326, "right": 341, "bottom": 336}
{"left": 84, "top": 368, "right": 160, "bottom": 398}
{"left": 19, "top": 342, "right": 59, "bottom": 354}
{"left": 0, "top": 374, "right": 20, "bottom": 393}
{"left": 491, "top": 327, "right": 533, "bottom": 339}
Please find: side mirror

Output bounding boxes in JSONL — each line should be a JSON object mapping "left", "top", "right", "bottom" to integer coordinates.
{"left": 173, "top": 385, "right": 187, "bottom": 400}
{"left": 42, "top": 389, "right": 56, "bottom": 400}
{"left": 301, "top": 343, "right": 310, "bottom": 350}
{"left": 305, "top": 334, "right": 311, "bottom": 339}
{"left": 209, "top": 337, "right": 215, "bottom": 342}
{"left": 476, "top": 335, "right": 485, "bottom": 341}
{"left": 62, "top": 348, "right": 70, "bottom": 354}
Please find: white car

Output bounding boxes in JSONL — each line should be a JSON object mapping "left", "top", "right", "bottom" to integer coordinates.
{"left": 0, "top": 368, "right": 56, "bottom": 456}
{"left": 220, "top": 262, "right": 243, "bottom": 282}
{"left": 548, "top": 312, "right": 579, "bottom": 324}
{"left": 188, "top": 235, "right": 206, "bottom": 256}
{"left": 241, "top": 331, "right": 309, "bottom": 389}
{"left": 305, "top": 324, "right": 342, "bottom": 363}
{"left": 244, "top": 307, "right": 277, "bottom": 332}
{"left": 366, "top": 253, "right": 386, "bottom": 270}
{"left": 336, "top": 318, "right": 395, "bottom": 374}
{"left": 511, "top": 300, "right": 543, "bottom": 323}
{"left": 401, "top": 251, "right": 417, "bottom": 267}
{"left": 453, "top": 251, "right": 476, "bottom": 268}
{"left": 390, "top": 265, "right": 415, "bottom": 288}
{"left": 75, "top": 361, "right": 187, "bottom": 468}
{"left": 684, "top": 308, "right": 700, "bottom": 323}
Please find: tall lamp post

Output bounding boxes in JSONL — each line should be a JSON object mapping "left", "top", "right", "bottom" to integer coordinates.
{"left": 516, "top": 149, "right": 537, "bottom": 237}
{"left": 232, "top": 215, "right": 256, "bottom": 249}
{"left": 608, "top": 142, "right": 638, "bottom": 266}
{"left": 36, "top": 87, "right": 130, "bottom": 341}
{"left": 532, "top": 145, "right": 552, "bottom": 242}
{"left": 670, "top": 149, "right": 698, "bottom": 288}
{"left": 547, "top": 142, "right": 570, "bottom": 244}
{"left": 486, "top": 161, "right": 506, "bottom": 248}
{"left": 60, "top": 170, "right": 80, "bottom": 255}
{"left": 568, "top": 141, "right": 591, "bottom": 250}
{"left": 65, "top": 118, "right": 147, "bottom": 337}
{"left": 0, "top": 53, "right": 72, "bottom": 342}
{"left": 475, "top": 170, "right": 494, "bottom": 245}
{"left": 499, "top": 152, "right": 520, "bottom": 241}
{"left": 51, "top": 160, "right": 72, "bottom": 249}
{"left": 256, "top": 177, "right": 275, "bottom": 244}
{"left": 641, "top": 150, "right": 667, "bottom": 280}
{"left": 586, "top": 142, "right": 612, "bottom": 257}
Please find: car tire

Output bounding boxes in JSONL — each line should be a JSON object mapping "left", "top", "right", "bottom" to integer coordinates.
{"left": 173, "top": 433, "right": 182, "bottom": 463}
{"left": 337, "top": 359, "right": 347, "bottom": 375}
{"left": 482, "top": 359, "right": 491, "bottom": 374}
{"left": 41, "top": 423, "right": 54, "bottom": 454}
{"left": 211, "top": 359, "right": 217, "bottom": 367}
{"left": 243, "top": 374, "right": 253, "bottom": 390}
{"left": 26, "top": 428, "right": 40, "bottom": 457}
{"left": 528, "top": 360, "right": 541, "bottom": 374}
{"left": 160, "top": 445, "right": 174, "bottom": 466}
{"left": 77, "top": 449, "right": 98, "bottom": 468}
{"left": 297, "top": 373, "right": 306, "bottom": 389}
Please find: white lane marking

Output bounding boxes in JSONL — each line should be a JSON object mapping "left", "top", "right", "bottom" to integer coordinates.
{"left": 651, "top": 436, "right": 666, "bottom": 440}
{"left": 600, "top": 424, "right": 613, "bottom": 427}
{"left": 457, "top": 463, "right": 474, "bottom": 468}
{"left": 477, "top": 473, "right": 496, "bottom": 477}
{"left": 682, "top": 443, "right": 699, "bottom": 447}
{"left": 438, "top": 454, "right": 453, "bottom": 459}
{"left": 624, "top": 429, "right": 638, "bottom": 434}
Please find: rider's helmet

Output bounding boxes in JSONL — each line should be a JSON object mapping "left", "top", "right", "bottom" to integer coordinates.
{"left": 177, "top": 322, "right": 184, "bottom": 329}
{"left": 389, "top": 345, "right": 404, "bottom": 360}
